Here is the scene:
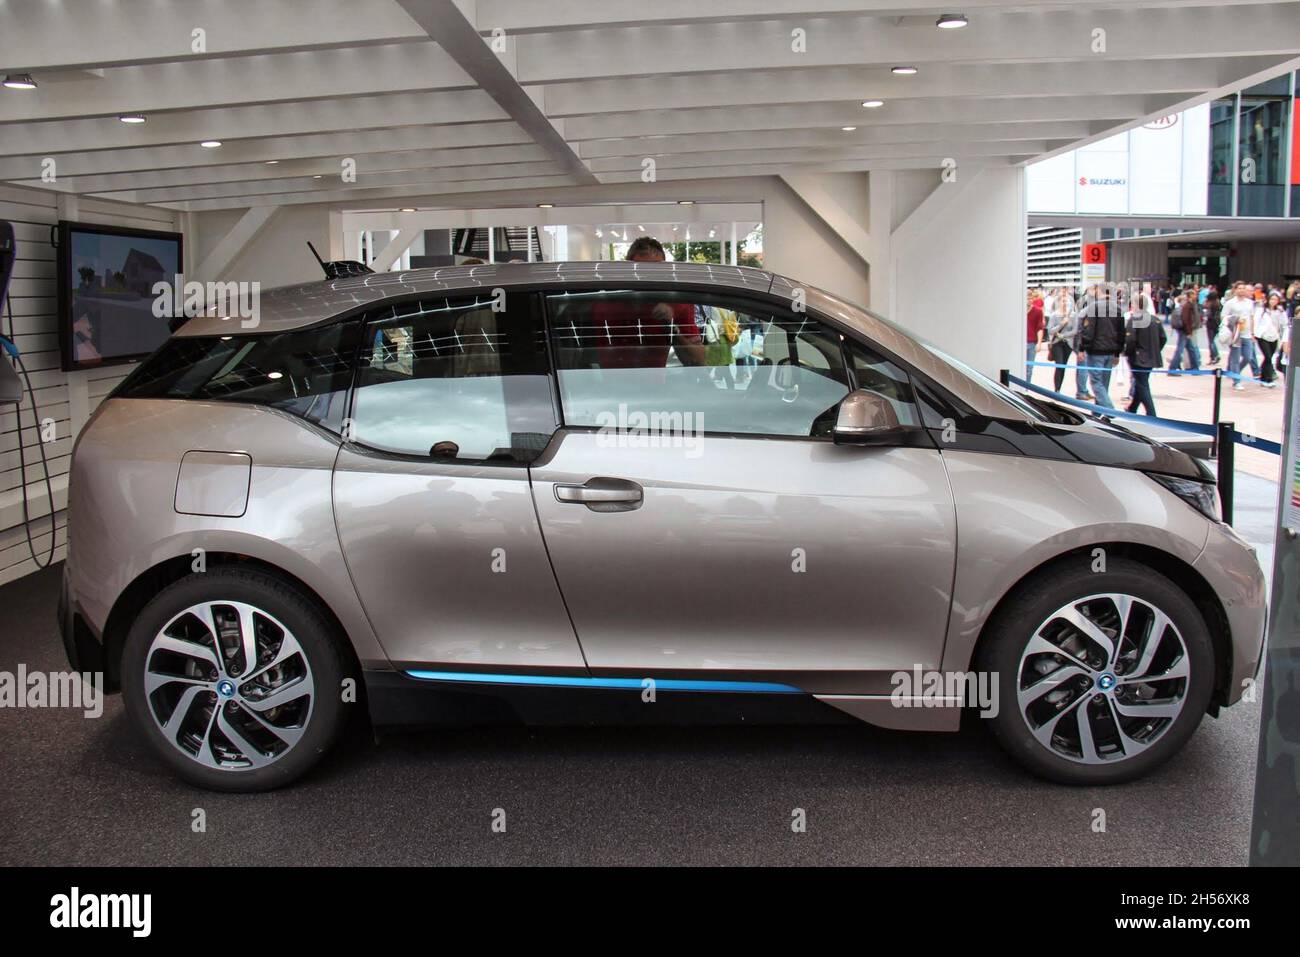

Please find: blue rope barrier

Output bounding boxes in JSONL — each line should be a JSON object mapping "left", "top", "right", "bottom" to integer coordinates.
{"left": 1026, "top": 361, "right": 1258, "bottom": 381}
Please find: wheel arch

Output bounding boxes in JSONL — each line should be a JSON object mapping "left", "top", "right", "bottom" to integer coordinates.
{"left": 968, "top": 542, "right": 1233, "bottom": 712}
{"left": 101, "top": 553, "right": 366, "bottom": 703}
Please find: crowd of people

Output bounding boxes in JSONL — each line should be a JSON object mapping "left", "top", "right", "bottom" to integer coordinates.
{"left": 1026, "top": 279, "right": 1300, "bottom": 415}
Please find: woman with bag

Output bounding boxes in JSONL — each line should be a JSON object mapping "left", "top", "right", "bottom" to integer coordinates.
{"left": 1046, "top": 289, "right": 1078, "bottom": 393}
{"left": 1125, "top": 294, "right": 1166, "bottom": 415}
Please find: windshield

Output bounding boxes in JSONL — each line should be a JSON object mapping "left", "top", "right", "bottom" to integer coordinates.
{"left": 917, "top": 342, "right": 1046, "bottom": 420}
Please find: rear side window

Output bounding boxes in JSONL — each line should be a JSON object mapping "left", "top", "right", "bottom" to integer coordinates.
{"left": 348, "top": 293, "right": 556, "bottom": 462}
{"left": 112, "top": 323, "right": 359, "bottom": 431}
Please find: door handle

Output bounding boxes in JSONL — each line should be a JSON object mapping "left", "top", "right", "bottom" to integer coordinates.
{"left": 554, "top": 478, "right": 643, "bottom": 511}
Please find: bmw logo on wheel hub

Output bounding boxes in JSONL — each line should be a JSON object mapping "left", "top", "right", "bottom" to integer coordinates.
{"left": 216, "top": 679, "right": 237, "bottom": 699}
{"left": 1096, "top": 673, "right": 1117, "bottom": 692}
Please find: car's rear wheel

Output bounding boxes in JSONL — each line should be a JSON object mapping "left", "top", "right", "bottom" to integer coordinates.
{"left": 121, "top": 568, "right": 349, "bottom": 791}
{"left": 977, "top": 557, "right": 1215, "bottom": 785}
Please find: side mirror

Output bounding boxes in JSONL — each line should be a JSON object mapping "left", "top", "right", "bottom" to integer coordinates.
{"left": 834, "top": 389, "right": 906, "bottom": 445}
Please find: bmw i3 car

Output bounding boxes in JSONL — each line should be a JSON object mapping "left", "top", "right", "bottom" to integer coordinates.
{"left": 58, "top": 261, "right": 1266, "bottom": 791}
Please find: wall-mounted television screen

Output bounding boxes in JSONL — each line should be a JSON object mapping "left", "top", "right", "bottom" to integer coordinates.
{"left": 56, "top": 220, "right": 183, "bottom": 372}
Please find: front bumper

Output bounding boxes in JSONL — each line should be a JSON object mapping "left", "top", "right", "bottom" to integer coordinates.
{"left": 1194, "top": 522, "right": 1268, "bottom": 706}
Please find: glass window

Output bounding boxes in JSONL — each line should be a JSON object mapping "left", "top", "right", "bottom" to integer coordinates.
{"left": 1238, "top": 92, "right": 1290, "bottom": 216}
{"left": 112, "top": 323, "right": 359, "bottom": 431}
{"left": 1208, "top": 97, "right": 1236, "bottom": 216}
{"left": 546, "top": 290, "right": 851, "bottom": 439}
{"left": 350, "top": 294, "right": 555, "bottom": 462}
{"left": 847, "top": 341, "right": 922, "bottom": 427}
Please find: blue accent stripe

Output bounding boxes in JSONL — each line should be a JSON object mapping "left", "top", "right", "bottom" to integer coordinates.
{"left": 405, "top": 669, "right": 802, "bottom": 694}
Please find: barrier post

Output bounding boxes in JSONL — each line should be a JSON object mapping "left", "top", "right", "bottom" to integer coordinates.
{"left": 1210, "top": 368, "right": 1223, "bottom": 456}
{"left": 1216, "top": 420, "right": 1235, "bottom": 526}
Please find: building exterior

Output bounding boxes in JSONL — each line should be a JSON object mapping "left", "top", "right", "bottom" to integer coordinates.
{"left": 1028, "top": 71, "right": 1300, "bottom": 290}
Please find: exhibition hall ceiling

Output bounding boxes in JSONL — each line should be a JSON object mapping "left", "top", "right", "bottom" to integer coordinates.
{"left": 2, "top": 0, "right": 1299, "bottom": 211}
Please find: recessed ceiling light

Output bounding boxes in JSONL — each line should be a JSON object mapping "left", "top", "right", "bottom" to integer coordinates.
{"left": 264, "top": 160, "right": 279, "bottom": 165}
{"left": 892, "top": 66, "right": 918, "bottom": 75}
{"left": 2, "top": 74, "right": 37, "bottom": 90}
{"left": 312, "top": 174, "right": 323, "bottom": 179}
{"left": 400, "top": 207, "right": 416, "bottom": 212}
{"left": 537, "top": 203, "right": 554, "bottom": 208}
{"left": 841, "top": 126, "right": 858, "bottom": 132}
{"left": 678, "top": 200, "right": 694, "bottom": 205}
{"left": 936, "top": 13, "right": 969, "bottom": 29}
{"left": 117, "top": 113, "right": 147, "bottom": 124}
{"left": 267, "top": 371, "right": 283, "bottom": 380}
{"left": 861, "top": 99, "right": 885, "bottom": 109}
{"left": 199, "top": 140, "right": 222, "bottom": 148}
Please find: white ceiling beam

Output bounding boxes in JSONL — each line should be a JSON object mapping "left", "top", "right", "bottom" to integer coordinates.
{"left": 101, "top": 161, "right": 565, "bottom": 205}
{"left": 194, "top": 206, "right": 280, "bottom": 282}
{"left": 368, "top": 227, "right": 423, "bottom": 272}
{"left": 394, "top": 0, "right": 598, "bottom": 185}
{"left": 0, "top": 0, "right": 427, "bottom": 72}
{"left": 342, "top": 203, "right": 765, "bottom": 231}
{"left": 510, "top": 5, "right": 1300, "bottom": 84}
{"left": 577, "top": 122, "right": 1092, "bottom": 160}
{"left": 16, "top": 146, "right": 554, "bottom": 195}
{"left": 0, "top": 43, "right": 472, "bottom": 124}
{"left": 536, "top": 55, "right": 1294, "bottom": 116}
{"left": 170, "top": 175, "right": 585, "bottom": 212}
{"left": 472, "top": 0, "right": 1300, "bottom": 33}
{"left": 587, "top": 141, "right": 1050, "bottom": 174}
{"left": 0, "top": 90, "right": 508, "bottom": 157}
{"left": 560, "top": 94, "right": 1184, "bottom": 141}
{"left": 1031, "top": 53, "right": 1300, "bottom": 163}
{"left": 779, "top": 173, "right": 876, "bottom": 266}
{"left": 0, "top": 123, "right": 531, "bottom": 181}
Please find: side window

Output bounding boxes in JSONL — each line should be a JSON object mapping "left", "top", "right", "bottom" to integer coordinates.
{"left": 112, "top": 323, "right": 359, "bottom": 431}
{"left": 545, "top": 290, "right": 850, "bottom": 438}
{"left": 349, "top": 294, "right": 555, "bottom": 462}
{"left": 846, "top": 341, "right": 923, "bottom": 428}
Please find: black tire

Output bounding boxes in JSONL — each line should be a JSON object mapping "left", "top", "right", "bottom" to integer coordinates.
{"left": 121, "top": 568, "right": 351, "bottom": 792}
{"left": 975, "top": 556, "right": 1215, "bottom": 786}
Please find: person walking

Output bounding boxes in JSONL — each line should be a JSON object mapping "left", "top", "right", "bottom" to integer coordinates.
{"left": 1223, "top": 282, "right": 1260, "bottom": 391}
{"left": 1167, "top": 290, "right": 1202, "bottom": 375}
{"left": 1075, "top": 284, "right": 1126, "bottom": 408}
{"left": 1254, "top": 291, "right": 1285, "bottom": 388}
{"left": 1124, "top": 294, "right": 1166, "bottom": 416}
{"left": 1046, "top": 288, "right": 1078, "bottom": 393}
{"left": 1026, "top": 294, "right": 1045, "bottom": 378}
{"left": 1203, "top": 287, "right": 1222, "bottom": 365}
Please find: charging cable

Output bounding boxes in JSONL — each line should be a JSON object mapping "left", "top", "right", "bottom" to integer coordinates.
{"left": 4, "top": 293, "right": 57, "bottom": 568}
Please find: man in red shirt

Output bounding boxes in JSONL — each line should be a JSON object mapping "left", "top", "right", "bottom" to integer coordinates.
{"left": 592, "top": 237, "right": 705, "bottom": 368}
{"left": 1026, "top": 295, "right": 1045, "bottom": 375}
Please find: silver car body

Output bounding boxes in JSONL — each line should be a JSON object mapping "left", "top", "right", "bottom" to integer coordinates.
{"left": 63, "top": 262, "right": 1267, "bottom": 732}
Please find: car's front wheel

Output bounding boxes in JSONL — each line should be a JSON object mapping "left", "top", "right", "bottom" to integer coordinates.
{"left": 977, "top": 557, "right": 1215, "bottom": 785}
{"left": 121, "top": 568, "right": 350, "bottom": 791}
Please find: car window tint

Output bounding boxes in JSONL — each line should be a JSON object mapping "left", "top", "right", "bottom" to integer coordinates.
{"left": 546, "top": 290, "right": 851, "bottom": 439}
{"left": 350, "top": 294, "right": 555, "bottom": 462}
{"left": 111, "top": 324, "right": 359, "bottom": 431}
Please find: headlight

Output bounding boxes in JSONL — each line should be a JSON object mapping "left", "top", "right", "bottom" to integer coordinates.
{"left": 1147, "top": 472, "right": 1220, "bottom": 522}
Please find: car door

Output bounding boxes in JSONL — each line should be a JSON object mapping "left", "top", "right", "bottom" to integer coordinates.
{"left": 529, "top": 288, "right": 957, "bottom": 694}
{"left": 332, "top": 292, "right": 586, "bottom": 670}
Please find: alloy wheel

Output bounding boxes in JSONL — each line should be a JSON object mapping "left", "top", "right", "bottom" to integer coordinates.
{"left": 1016, "top": 593, "right": 1190, "bottom": 764}
{"left": 143, "top": 601, "right": 315, "bottom": 770}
